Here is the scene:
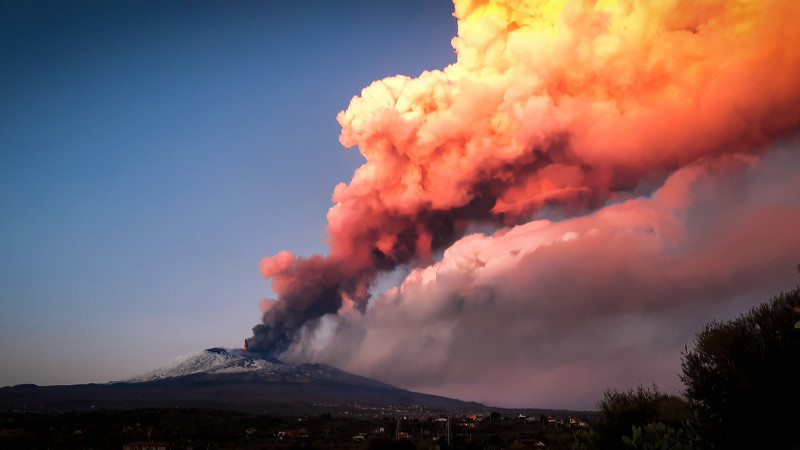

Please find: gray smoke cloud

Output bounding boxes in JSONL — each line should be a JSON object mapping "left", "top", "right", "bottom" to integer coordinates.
{"left": 245, "top": 0, "right": 800, "bottom": 366}
{"left": 277, "top": 145, "right": 800, "bottom": 409}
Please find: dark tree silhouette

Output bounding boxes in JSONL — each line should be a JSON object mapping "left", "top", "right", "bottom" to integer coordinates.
{"left": 576, "top": 385, "right": 689, "bottom": 450}
{"left": 681, "top": 286, "right": 800, "bottom": 448}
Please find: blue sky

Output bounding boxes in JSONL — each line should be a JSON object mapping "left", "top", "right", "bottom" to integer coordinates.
{"left": 0, "top": 0, "right": 457, "bottom": 386}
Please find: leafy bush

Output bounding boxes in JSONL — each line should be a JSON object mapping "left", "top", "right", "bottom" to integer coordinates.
{"left": 681, "top": 286, "right": 800, "bottom": 448}
{"left": 575, "top": 385, "right": 690, "bottom": 450}
{"left": 621, "top": 410, "right": 710, "bottom": 450}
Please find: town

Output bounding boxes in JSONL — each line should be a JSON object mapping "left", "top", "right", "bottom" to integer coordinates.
{"left": 1, "top": 407, "right": 594, "bottom": 449}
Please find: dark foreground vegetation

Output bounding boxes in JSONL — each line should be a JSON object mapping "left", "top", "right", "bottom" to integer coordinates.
{"left": 0, "top": 408, "right": 590, "bottom": 449}
{"left": 575, "top": 282, "right": 800, "bottom": 450}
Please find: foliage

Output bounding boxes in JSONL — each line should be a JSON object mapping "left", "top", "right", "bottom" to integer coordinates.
{"left": 621, "top": 410, "right": 710, "bottom": 450}
{"left": 572, "top": 430, "right": 593, "bottom": 450}
{"left": 576, "top": 385, "right": 690, "bottom": 450}
{"left": 622, "top": 422, "right": 691, "bottom": 450}
{"left": 680, "top": 286, "right": 800, "bottom": 448}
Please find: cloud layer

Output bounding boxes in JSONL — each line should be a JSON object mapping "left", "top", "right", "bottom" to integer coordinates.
{"left": 283, "top": 145, "right": 800, "bottom": 409}
{"left": 247, "top": 0, "right": 800, "bottom": 408}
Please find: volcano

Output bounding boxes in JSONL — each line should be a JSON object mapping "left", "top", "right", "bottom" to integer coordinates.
{"left": 0, "top": 349, "right": 483, "bottom": 415}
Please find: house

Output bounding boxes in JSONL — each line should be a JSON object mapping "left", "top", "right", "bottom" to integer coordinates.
{"left": 510, "top": 439, "right": 546, "bottom": 449}
{"left": 573, "top": 419, "right": 590, "bottom": 428}
{"left": 276, "top": 429, "right": 308, "bottom": 440}
{"left": 122, "top": 442, "right": 171, "bottom": 450}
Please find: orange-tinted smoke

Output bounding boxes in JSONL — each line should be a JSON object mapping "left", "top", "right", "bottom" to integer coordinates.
{"left": 246, "top": 0, "right": 800, "bottom": 354}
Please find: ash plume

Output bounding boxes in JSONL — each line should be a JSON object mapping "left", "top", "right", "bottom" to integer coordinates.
{"left": 246, "top": 0, "right": 800, "bottom": 356}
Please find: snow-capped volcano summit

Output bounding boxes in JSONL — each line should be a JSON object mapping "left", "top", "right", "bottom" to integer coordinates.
{"left": 1, "top": 347, "right": 482, "bottom": 414}
{"left": 125, "top": 347, "right": 397, "bottom": 390}
{"left": 127, "top": 348, "right": 284, "bottom": 382}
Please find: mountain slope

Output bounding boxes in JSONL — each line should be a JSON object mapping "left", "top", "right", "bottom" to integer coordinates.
{"left": 127, "top": 348, "right": 395, "bottom": 390}
{"left": 127, "top": 348, "right": 283, "bottom": 382}
{"left": 0, "top": 348, "right": 482, "bottom": 415}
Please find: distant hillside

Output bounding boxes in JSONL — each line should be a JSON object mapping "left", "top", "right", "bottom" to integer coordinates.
{"left": 0, "top": 348, "right": 483, "bottom": 415}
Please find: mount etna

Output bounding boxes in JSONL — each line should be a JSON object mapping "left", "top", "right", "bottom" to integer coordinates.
{"left": 0, "top": 348, "right": 486, "bottom": 415}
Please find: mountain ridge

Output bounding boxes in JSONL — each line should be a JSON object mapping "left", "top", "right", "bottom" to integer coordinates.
{"left": 0, "top": 348, "right": 485, "bottom": 415}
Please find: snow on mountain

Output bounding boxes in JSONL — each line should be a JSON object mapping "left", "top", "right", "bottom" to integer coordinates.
{"left": 126, "top": 347, "right": 392, "bottom": 389}
{"left": 2, "top": 347, "right": 479, "bottom": 413}
{"left": 127, "top": 348, "right": 284, "bottom": 382}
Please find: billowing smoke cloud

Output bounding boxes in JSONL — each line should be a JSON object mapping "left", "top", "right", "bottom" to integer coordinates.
{"left": 246, "top": 0, "right": 800, "bottom": 363}
{"left": 280, "top": 145, "right": 800, "bottom": 408}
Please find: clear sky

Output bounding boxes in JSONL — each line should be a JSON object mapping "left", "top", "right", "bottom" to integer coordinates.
{"left": 0, "top": 0, "right": 457, "bottom": 386}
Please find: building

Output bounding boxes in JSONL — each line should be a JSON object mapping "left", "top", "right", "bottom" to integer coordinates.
{"left": 122, "top": 442, "right": 171, "bottom": 450}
